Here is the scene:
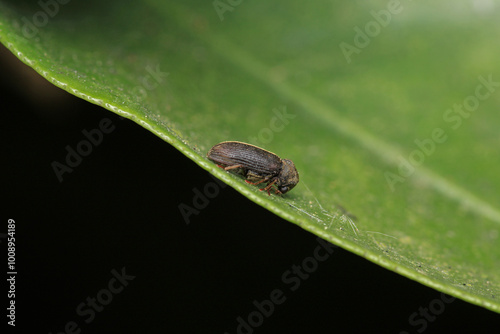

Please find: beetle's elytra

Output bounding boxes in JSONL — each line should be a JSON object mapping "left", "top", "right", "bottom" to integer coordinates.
{"left": 207, "top": 141, "right": 299, "bottom": 195}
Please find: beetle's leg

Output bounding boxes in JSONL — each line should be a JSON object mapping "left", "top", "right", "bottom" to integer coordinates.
{"left": 245, "top": 171, "right": 270, "bottom": 185}
{"left": 245, "top": 178, "right": 267, "bottom": 185}
{"left": 223, "top": 164, "right": 243, "bottom": 171}
{"left": 260, "top": 179, "right": 278, "bottom": 196}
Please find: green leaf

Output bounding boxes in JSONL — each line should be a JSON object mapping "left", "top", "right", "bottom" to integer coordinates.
{"left": 1, "top": 0, "right": 499, "bottom": 313}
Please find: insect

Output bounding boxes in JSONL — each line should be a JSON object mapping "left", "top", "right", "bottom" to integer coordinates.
{"left": 207, "top": 141, "right": 299, "bottom": 195}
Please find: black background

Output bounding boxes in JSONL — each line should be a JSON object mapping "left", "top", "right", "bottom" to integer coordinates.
{"left": 1, "top": 45, "right": 498, "bottom": 334}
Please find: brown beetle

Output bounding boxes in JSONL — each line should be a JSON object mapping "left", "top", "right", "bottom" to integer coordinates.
{"left": 207, "top": 141, "right": 299, "bottom": 195}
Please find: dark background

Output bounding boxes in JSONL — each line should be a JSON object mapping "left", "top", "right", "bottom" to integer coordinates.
{"left": 1, "top": 44, "right": 498, "bottom": 334}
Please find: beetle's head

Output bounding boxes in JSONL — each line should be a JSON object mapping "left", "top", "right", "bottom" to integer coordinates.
{"left": 277, "top": 159, "right": 299, "bottom": 194}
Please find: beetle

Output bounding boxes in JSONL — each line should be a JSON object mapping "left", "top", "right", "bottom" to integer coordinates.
{"left": 207, "top": 141, "right": 299, "bottom": 195}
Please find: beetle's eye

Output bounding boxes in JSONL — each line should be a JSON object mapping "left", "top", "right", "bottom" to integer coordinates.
{"left": 280, "top": 186, "right": 289, "bottom": 193}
